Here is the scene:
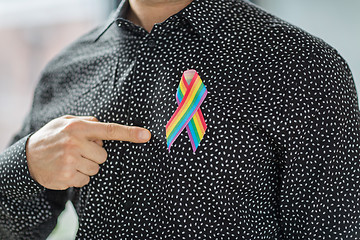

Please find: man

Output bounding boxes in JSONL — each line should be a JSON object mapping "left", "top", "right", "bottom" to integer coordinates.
{"left": 1, "top": 0, "right": 359, "bottom": 239}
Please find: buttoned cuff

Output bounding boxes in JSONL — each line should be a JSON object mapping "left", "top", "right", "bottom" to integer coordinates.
{"left": 0, "top": 134, "right": 45, "bottom": 200}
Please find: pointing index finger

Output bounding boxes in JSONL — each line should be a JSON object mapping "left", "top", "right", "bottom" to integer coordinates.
{"left": 84, "top": 121, "right": 151, "bottom": 143}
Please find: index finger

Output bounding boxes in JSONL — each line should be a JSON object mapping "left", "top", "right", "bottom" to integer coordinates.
{"left": 83, "top": 121, "right": 151, "bottom": 143}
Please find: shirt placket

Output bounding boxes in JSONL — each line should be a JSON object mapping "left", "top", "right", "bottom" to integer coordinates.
{"left": 114, "top": 21, "right": 166, "bottom": 229}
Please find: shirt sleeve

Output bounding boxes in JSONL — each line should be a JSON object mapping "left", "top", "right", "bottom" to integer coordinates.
{"left": 0, "top": 94, "right": 69, "bottom": 238}
{"left": 279, "top": 46, "right": 360, "bottom": 238}
{"left": 0, "top": 134, "right": 44, "bottom": 200}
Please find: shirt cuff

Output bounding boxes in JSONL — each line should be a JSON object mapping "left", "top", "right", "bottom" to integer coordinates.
{"left": 0, "top": 134, "right": 45, "bottom": 200}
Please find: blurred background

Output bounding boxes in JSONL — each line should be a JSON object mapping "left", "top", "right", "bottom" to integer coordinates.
{"left": 0, "top": 0, "right": 358, "bottom": 239}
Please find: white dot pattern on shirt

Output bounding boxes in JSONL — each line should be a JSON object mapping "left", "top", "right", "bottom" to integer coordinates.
{"left": 1, "top": 0, "right": 360, "bottom": 239}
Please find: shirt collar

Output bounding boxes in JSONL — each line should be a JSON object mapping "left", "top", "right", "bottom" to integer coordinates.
{"left": 94, "top": 0, "right": 129, "bottom": 41}
{"left": 179, "top": 0, "right": 237, "bottom": 38}
{"left": 95, "top": 0, "right": 237, "bottom": 41}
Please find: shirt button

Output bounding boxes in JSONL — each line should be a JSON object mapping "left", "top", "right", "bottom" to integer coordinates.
{"left": 148, "top": 39, "right": 156, "bottom": 47}
{"left": 123, "top": 200, "right": 134, "bottom": 210}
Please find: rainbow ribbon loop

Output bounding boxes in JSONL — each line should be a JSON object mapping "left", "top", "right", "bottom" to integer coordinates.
{"left": 166, "top": 69, "right": 208, "bottom": 152}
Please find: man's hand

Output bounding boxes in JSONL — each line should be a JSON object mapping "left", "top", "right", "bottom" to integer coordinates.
{"left": 26, "top": 115, "right": 151, "bottom": 190}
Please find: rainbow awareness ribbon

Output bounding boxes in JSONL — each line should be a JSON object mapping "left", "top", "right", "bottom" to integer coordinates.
{"left": 166, "top": 69, "right": 208, "bottom": 152}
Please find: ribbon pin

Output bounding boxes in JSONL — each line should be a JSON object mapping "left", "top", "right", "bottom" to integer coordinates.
{"left": 166, "top": 69, "right": 208, "bottom": 152}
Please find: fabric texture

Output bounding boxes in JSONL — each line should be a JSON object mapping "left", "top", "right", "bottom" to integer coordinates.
{"left": 1, "top": 0, "right": 360, "bottom": 239}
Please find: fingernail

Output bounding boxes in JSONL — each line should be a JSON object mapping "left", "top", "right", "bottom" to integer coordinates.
{"left": 138, "top": 129, "right": 151, "bottom": 141}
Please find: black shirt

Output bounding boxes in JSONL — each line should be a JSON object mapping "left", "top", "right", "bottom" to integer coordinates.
{"left": 1, "top": 0, "right": 360, "bottom": 239}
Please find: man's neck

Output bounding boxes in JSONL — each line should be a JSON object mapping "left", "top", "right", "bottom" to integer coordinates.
{"left": 127, "top": 0, "right": 193, "bottom": 32}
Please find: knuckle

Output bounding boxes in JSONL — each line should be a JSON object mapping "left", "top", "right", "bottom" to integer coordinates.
{"left": 127, "top": 126, "right": 136, "bottom": 141}
{"left": 106, "top": 123, "right": 118, "bottom": 139}
{"left": 63, "top": 119, "right": 82, "bottom": 133}
{"left": 89, "top": 116, "right": 98, "bottom": 122}
{"left": 61, "top": 170, "right": 74, "bottom": 181}
{"left": 63, "top": 156, "right": 75, "bottom": 165}
{"left": 58, "top": 150, "right": 67, "bottom": 161}
{"left": 58, "top": 151, "right": 68, "bottom": 163}
{"left": 62, "top": 139, "right": 77, "bottom": 154}
{"left": 62, "top": 115, "right": 74, "bottom": 119}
